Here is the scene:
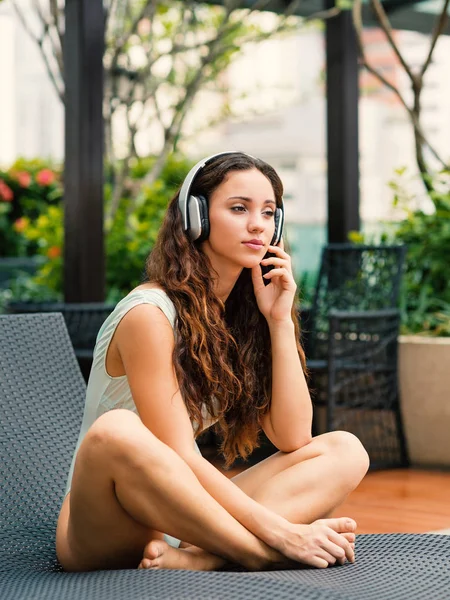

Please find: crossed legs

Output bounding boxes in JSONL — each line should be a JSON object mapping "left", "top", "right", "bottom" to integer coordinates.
{"left": 56, "top": 410, "right": 369, "bottom": 572}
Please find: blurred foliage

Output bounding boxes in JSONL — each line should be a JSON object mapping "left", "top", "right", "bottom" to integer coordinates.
{"left": 350, "top": 168, "right": 450, "bottom": 337}
{"left": 1, "top": 154, "right": 192, "bottom": 305}
{"left": 0, "top": 158, "right": 62, "bottom": 257}
{"left": 296, "top": 270, "right": 316, "bottom": 307}
{"left": 105, "top": 153, "right": 193, "bottom": 302}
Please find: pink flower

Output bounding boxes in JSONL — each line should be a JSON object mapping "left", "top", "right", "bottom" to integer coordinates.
{"left": 0, "top": 179, "right": 13, "bottom": 202}
{"left": 16, "top": 171, "right": 32, "bottom": 188}
{"left": 36, "top": 169, "right": 56, "bottom": 186}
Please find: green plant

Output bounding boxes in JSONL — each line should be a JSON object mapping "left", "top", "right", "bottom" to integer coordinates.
{"left": 0, "top": 158, "right": 62, "bottom": 257}
{"left": 21, "top": 204, "right": 64, "bottom": 295}
{"left": 351, "top": 168, "right": 450, "bottom": 337}
{"left": 391, "top": 169, "right": 450, "bottom": 336}
{"left": 105, "top": 153, "right": 193, "bottom": 301}
{"left": 11, "top": 154, "right": 193, "bottom": 303}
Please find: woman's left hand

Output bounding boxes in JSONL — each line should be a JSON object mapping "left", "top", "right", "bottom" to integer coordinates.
{"left": 251, "top": 239, "right": 297, "bottom": 325}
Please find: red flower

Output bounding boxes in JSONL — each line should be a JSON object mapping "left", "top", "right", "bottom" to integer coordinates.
{"left": 47, "top": 246, "right": 61, "bottom": 259}
{"left": 0, "top": 179, "right": 13, "bottom": 202}
{"left": 36, "top": 169, "right": 56, "bottom": 186}
{"left": 16, "top": 171, "right": 32, "bottom": 188}
{"left": 13, "top": 217, "right": 28, "bottom": 232}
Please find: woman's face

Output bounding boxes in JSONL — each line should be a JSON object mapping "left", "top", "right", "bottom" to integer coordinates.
{"left": 201, "top": 168, "right": 277, "bottom": 271}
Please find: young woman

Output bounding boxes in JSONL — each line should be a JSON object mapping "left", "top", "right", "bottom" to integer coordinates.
{"left": 56, "top": 152, "right": 369, "bottom": 573}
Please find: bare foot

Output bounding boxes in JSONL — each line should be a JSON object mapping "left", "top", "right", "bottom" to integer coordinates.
{"left": 138, "top": 524, "right": 357, "bottom": 572}
{"left": 138, "top": 540, "right": 226, "bottom": 571}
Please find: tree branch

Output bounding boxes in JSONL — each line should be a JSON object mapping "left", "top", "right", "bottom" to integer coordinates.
{"left": 11, "top": 0, "right": 64, "bottom": 103}
{"left": 370, "top": 0, "right": 418, "bottom": 88}
{"left": 353, "top": 0, "right": 409, "bottom": 109}
{"left": 48, "top": 0, "right": 64, "bottom": 75}
{"left": 113, "top": 0, "right": 157, "bottom": 64}
{"left": 420, "top": 0, "right": 450, "bottom": 78}
{"left": 353, "top": 0, "right": 448, "bottom": 173}
{"left": 303, "top": 6, "right": 341, "bottom": 22}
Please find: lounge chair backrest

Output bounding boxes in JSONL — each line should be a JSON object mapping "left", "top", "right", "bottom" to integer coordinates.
{"left": 309, "top": 244, "right": 406, "bottom": 360}
{"left": 0, "top": 313, "right": 86, "bottom": 572}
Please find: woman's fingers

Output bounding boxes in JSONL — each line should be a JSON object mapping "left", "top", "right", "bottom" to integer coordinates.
{"left": 268, "top": 244, "right": 290, "bottom": 259}
{"left": 327, "top": 530, "right": 355, "bottom": 563}
{"left": 308, "top": 556, "right": 330, "bottom": 569}
{"left": 282, "top": 521, "right": 357, "bottom": 569}
{"left": 262, "top": 267, "right": 292, "bottom": 281}
{"left": 260, "top": 257, "right": 289, "bottom": 269}
{"left": 314, "top": 517, "right": 357, "bottom": 533}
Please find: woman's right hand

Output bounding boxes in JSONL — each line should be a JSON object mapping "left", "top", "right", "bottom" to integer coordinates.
{"left": 269, "top": 517, "right": 357, "bottom": 569}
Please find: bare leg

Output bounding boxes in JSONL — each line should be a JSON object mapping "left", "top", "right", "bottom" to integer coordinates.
{"left": 137, "top": 431, "right": 367, "bottom": 571}
{"left": 56, "top": 410, "right": 280, "bottom": 572}
{"left": 231, "top": 431, "right": 370, "bottom": 524}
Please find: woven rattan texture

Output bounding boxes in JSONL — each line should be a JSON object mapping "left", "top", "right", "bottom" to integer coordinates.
{"left": 327, "top": 310, "right": 406, "bottom": 468}
{"left": 307, "top": 244, "right": 408, "bottom": 469}
{"left": 254, "top": 533, "right": 450, "bottom": 600}
{"left": 310, "top": 245, "right": 405, "bottom": 361}
{"left": 0, "top": 570, "right": 341, "bottom": 600}
{"left": 1, "top": 534, "right": 449, "bottom": 600}
{"left": 1, "top": 313, "right": 450, "bottom": 600}
{"left": 6, "top": 302, "right": 115, "bottom": 350}
{"left": 0, "top": 313, "right": 86, "bottom": 572}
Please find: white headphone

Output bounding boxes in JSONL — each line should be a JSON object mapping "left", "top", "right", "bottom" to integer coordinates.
{"left": 178, "top": 151, "right": 284, "bottom": 244}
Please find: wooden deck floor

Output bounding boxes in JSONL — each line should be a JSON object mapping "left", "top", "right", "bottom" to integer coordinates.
{"left": 214, "top": 462, "right": 450, "bottom": 534}
{"left": 334, "top": 469, "right": 450, "bottom": 534}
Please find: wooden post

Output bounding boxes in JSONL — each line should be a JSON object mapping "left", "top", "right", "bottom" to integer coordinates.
{"left": 325, "top": 2, "right": 360, "bottom": 243}
{"left": 63, "top": 0, "right": 105, "bottom": 302}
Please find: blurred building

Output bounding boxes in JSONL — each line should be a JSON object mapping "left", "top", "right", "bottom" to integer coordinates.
{"left": 186, "top": 26, "right": 450, "bottom": 273}
{"left": 1, "top": 2, "right": 449, "bottom": 273}
{"left": 0, "top": 0, "right": 64, "bottom": 166}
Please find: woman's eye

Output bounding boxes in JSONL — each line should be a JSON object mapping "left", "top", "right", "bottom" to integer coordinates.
{"left": 231, "top": 206, "right": 274, "bottom": 217}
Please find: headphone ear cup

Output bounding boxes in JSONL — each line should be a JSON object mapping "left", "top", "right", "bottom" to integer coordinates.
{"left": 271, "top": 208, "right": 281, "bottom": 246}
{"left": 196, "top": 195, "right": 210, "bottom": 242}
{"left": 186, "top": 194, "right": 210, "bottom": 241}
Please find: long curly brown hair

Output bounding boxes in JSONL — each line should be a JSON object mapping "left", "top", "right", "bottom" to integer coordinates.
{"left": 146, "top": 153, "right": 307, "bottom": 466}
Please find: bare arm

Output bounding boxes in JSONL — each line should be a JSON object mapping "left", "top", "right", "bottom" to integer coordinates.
{"left": 115, "top": 304, "right": 287, "bottom": 548}
{"left": 260, "top": 318, "right": 312, "bottom": 452}
{"left": 252, "top": 242, "right": 313, "bottom": 452}
{"left": 114, "top": 304, "right": 353, "bottom": 566}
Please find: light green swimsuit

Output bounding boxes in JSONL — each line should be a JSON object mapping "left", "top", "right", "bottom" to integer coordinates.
{"left": 65, "top": 288, "right": 217, "bottom": 548}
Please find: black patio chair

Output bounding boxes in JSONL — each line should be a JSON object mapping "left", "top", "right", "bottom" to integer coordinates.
{"left": 1, "top": 312, "right": 450, "bottom": 600}
{"left": 302, "top": 244, "right": 408, "bottom": 469}
{"left": 6, "top": 301, "right": 115, "bottom": 380}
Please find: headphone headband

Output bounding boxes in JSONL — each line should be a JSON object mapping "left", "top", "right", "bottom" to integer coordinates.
{"left": 178, "top": 151, "right": 284, "bottom": 245}
{"left": 178, "top": 151, "right": 255, "bottom": 231}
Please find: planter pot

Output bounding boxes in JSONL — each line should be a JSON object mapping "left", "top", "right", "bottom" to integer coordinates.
{"left": 398, "top": 335, "right": 450, "bottom": 467}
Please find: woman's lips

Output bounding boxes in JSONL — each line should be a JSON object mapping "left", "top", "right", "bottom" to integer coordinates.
{"left": 243, "top": 242, "right": 264, "bottom": 250}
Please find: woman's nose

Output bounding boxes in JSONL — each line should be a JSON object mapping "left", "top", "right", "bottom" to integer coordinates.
{"left": 248, "top": 212, "right": 265, "bottom": 232}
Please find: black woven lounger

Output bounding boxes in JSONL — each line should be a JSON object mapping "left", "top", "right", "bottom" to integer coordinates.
{"left": 1, "top": 313, "right": 449, "bottom": 600}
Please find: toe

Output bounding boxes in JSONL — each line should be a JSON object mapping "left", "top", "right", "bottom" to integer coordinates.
{"left": 143, "top": 540, "right": 167, "bottom": 561}
{"left": 139, "top": 558, "right": 153, "bottom": 569}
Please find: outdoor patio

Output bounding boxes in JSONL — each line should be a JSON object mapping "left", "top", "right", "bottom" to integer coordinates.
{"left": 216, "top": 462, "right": 450, "bottom": 534}
{"left": 1, "top": 0, "right": 449, "bottom": 598}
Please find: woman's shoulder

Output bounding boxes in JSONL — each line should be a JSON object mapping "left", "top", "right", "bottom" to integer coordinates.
{"left": 123, "top": 283, "right": 171, "bottom": 306}
{"left": 120, "top": 284, "right": 176, "bottom": 324}
{"left": 128, "top": 282, "right": 167, "bottom": 296}
{"left": 97, "top": 284, "right": 176, "bottom": 343}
